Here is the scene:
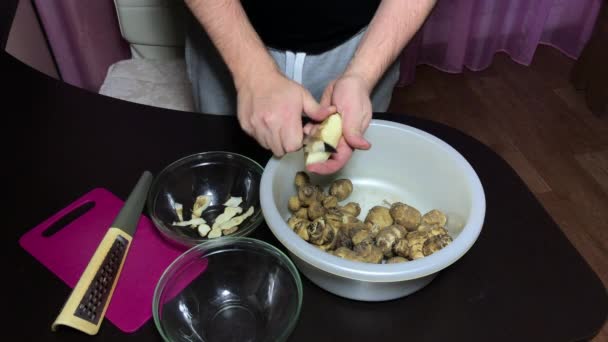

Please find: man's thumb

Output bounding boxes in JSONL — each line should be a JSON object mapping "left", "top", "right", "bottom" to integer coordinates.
{"left": 343, "top": 122, "right": 371, "bottom": 150}
{"left": 302, "top": 90, "right": 335, "bottom": 122}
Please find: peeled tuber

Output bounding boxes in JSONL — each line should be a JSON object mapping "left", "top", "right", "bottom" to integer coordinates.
{"left": 304, "top": 113, "right": 342, "bottom": 165}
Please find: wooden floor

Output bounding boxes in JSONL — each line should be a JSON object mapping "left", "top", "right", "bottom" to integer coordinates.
{"left": 388, "top": 45, "right": 608, "bottom": 341}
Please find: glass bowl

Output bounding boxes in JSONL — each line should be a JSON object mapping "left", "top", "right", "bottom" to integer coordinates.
{"left": 147, "top": 151, "right": 265, "bottom": 248}
{"left": 153, "top": 237, "right": 303, "bottom": 342}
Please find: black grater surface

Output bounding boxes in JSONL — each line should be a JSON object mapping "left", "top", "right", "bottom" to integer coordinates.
{"left": 74, "top": 236, "right": 128, "bottom": 324}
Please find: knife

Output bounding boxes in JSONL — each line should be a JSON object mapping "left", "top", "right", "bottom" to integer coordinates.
{"left": 303, "top": 134, "right": 338, "bottom": 154}
{"left": 51, "top": 171, "right": 153, "bottom": 335}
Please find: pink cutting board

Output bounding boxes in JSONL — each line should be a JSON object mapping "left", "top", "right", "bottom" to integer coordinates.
{"left": 18, "top": 188, "right": 192, "bottom": 333}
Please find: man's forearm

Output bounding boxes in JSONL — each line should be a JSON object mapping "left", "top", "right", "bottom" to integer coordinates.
{"left": 345, "top": 0, "right": 436, "bottom": 90}
{"left": 185, "top": 0, "right": 278, "bottom": 89}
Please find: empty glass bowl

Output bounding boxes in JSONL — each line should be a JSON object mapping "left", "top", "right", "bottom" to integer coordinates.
{"left": 147, "top": 151, "right": 265, "bottom": 248}
{"left": 153, "top": 237, "right": 303, "bottom": 342}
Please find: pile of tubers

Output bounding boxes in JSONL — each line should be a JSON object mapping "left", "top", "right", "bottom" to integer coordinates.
{"left": 286, "top": 171, "right": 454, "bottom": 264}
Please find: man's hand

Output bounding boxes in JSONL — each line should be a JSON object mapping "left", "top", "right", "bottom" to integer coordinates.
{"left": 237, "top": 70, "right": 335, "bottom": 157}
{"left": 185, "top": 0, "right": 327, "bottom": 156}
{"left": 304, "top": 0, "right": 436, "bottom": 174}
{"left": 185, "top": 0, "right": 434, "bottom": 161}
{"left": 305, "top": 73, "right": 373, "bottom": 174}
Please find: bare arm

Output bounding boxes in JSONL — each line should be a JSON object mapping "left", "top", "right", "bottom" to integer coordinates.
{"left": 184, "top": 0, "right": 332, "bottom": 157}
{"left": 310, "top": 0, "right": 436, "bottom": 174}
{"left": 184, "top": 0, "right": 277, "bottom": 89}
{"left": 345, "top": 0, "right": 437, "bottom": 90}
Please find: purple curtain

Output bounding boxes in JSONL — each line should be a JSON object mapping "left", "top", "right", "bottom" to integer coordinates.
{"left": 398, "top": 0, "right": 603, "bottom": 86}
{"left": 32, "top": 0, "right": 601, "bottom": 92}
{"left": 34, "top": 0, "right": 130, "bottom": 92}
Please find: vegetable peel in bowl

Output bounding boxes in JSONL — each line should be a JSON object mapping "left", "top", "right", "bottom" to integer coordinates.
{"left": 172, "top": 196, "right": 254, "bottom": 238}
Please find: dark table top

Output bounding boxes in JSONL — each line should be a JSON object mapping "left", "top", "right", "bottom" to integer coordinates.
{"left": 4, "top": 49, "right": 607, "bottom": 342}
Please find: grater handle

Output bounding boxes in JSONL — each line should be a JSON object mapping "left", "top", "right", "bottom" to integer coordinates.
{"left": 51, "top": 171, "right": 153, "bottom": 335}
{"left": 51, "top": 228, "right": 131, "bottom": 335}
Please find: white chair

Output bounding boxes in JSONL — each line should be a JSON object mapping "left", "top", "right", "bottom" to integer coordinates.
{"left": 99, "top": 0, "right": 195, "bottom": 112}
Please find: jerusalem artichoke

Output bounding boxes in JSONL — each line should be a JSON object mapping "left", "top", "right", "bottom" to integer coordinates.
{"left": 329, "top": 179, "right": 353, "bottom": 201}
{"left": 389, "top": 202, "right": 421, "bottom": 231}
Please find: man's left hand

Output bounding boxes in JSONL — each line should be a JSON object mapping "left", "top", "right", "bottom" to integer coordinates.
{"left": 305, "top": 73, "right": 373, "bottom": 174}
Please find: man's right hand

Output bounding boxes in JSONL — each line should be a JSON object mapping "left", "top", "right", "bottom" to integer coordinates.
{"left": 184, "top": 0, "right": 334, "bottom": 156}
{"left": 236, "top": 70, "right": 335, "bottom": 157}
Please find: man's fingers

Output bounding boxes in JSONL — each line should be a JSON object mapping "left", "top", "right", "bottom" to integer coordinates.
{"left": 245, "top": 112, "right": 269, "bottom": 150}
{"left": 303, "top": 122, "right": 316, "bottom": 136}
{"left": 267, "top": 130, "right": 284, "bottom": 156}
{"left": 306, "top": 138, "right": 352, "bottom": 174}
{"left": 241, "top": 120, "right": 269, "bottom": 149}
{"left": 264, "top": 118, "right": 285, "bottom": 156}
{"left": 320, "top": 80, "right": 335, "bottom": 108}
{"left": 343, "top": 131, "right": 371, "bottom": 150}
{"left": 302, "top": 90, "right": 336, "bottom": 122}
{"left": 281, "top": 117, "right": 303, "bottom": 153}
{"left": 255, "top": 129, "right": 269, "bottom": 150}
{"left": 342, "top": 115, "right": 371, "bottom": 150}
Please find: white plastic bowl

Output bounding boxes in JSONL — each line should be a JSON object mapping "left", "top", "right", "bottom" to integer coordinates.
{"left": 260, "top": 120, "right": 486, "bottom": 301}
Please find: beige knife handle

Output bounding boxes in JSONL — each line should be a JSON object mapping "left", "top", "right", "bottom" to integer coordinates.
{"left": 51, "top": 227, "right": 132, "bottom": 335}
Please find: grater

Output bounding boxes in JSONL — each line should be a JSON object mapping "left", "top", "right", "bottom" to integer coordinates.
{"left": 51, "top": 171, "right": 153, "bottom": 335}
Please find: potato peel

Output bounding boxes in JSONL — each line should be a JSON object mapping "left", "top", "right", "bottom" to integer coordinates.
{"left": 172, "top": 217, "right": 206, "bottom": 227}
{"left": 197, "top": 223, "right": 211, "bottom": 237}
{"left": 219, "top": 206, "right": 254, "bottom": 230}
{"left": 172, "top": 193, "right": 255, "bottom": 239}
{"left": 223, "top": 196, "right": 243, "bottom": 208}
{"left": 192, "top": 195, "right": 211, "bottom": 219}
{"left": 212, "top": 206, "right": 243, "bottom": 230}
{"left": 174, "top": 203, "right": 184, "bottom": 222}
